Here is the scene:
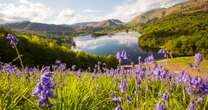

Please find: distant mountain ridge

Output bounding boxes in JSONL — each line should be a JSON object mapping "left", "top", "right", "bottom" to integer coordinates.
{"left": 0, "top": 19, "right": 123, "bottom": 36}
{"left": 130, "top": 0, "right": 208, "bottom": 24}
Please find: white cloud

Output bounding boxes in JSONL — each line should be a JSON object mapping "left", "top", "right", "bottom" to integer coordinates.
{"left": 0, "top": 0, "right": 99, "bottom": 24}
{"left": 82, "top": 9, "right": 103, "bottom": 13}
{"left": 105, "top": 0, "right": 187, "bottom": 22}
{"left": 0, "top": 0, "right": 187, "bottom": 24}
{"left": 54, "top": 8, "right": 92, "bottom": 24}
{"left": 0, "top": 0, "right": 52, "bottom": 23}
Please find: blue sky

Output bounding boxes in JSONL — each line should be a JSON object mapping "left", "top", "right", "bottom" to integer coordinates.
{"left": 0, "top": 0, "right": 187, "bottom": 24}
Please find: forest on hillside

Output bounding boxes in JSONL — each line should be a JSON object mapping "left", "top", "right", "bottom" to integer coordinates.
{"left": 0, "top": 28, "right": 118, "bottom": 68}
{"left": 138, "top": 12, "right": 208, "bottom": 58}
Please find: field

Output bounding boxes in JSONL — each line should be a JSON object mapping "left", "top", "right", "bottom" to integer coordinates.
{"left": 158, "top": 57, "right": 208, "bottom": 78}
{"left": 0, "top": 30, "right": 207, "bottom": 110}
{"left": 0, "top": 55, "right": 207, "bottom": 110}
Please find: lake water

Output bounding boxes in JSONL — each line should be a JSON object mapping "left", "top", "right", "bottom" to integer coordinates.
{"left": 72, "top": 32, "right": 150, "bottom": 62}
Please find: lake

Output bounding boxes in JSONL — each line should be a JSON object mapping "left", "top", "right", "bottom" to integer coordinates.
{"left": 72, "top": 32, "right": 150, "bottom": 62}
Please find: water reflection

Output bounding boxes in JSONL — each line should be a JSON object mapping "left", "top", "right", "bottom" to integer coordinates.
{"left": 73, "top": 32, "right": 149, "bottom": 62}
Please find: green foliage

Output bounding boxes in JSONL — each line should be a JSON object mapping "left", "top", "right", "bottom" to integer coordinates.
{"left": 91, "top": 32, "right": 108, "bottom": 37}
{"left": 138, "top": 12, "right": 208, "bottom": 58}
{"left": 0, "top": 29, "right": 118, "bottom": 68}
{"left": 0, "top": 70, "right": 207, "bottom": 109}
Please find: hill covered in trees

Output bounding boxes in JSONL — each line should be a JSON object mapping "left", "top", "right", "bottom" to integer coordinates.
{"left": 125, "top": 0, "right": 208, "bottom": 58}
{"left": 0, "top": 28, "right": 118, "bottom": 68}
{"left": 0, "top": 19, "right": 123, "bottom": 37}
{"left": 138, "top": 11, "right": 208, "bottom": 58}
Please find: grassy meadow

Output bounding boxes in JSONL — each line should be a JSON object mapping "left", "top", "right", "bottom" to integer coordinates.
{"left": 0, "top": 55, "right": 208, "bottom": 110}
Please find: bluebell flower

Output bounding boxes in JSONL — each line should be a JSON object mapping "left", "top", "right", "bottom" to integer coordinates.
{"left": 71, "top": 65, "right": 76, "bottom": 71}
{"left": 199, "top": 80, "right": 208, "bottom": 96}
{"left": 138, "top": 56, "right": 141, "bottom": 64}
{"left": 136, "top": 77, "right": 141, "bottom": 91}
{"left": 58, "top": 63, "right": 66, "bottom": 72}
{"left": 77, "top": 69, "right": 81, "bottom": 79}
{"left": 162, "top": 93, "right": 169, "bottom": 101}
{"left": 153, "top": 64, "right": 160, "bottom": 78}
{"left": 126, "top": 96, "right": 132, "bottom": 104}
{"left": 115, "top": 105, "right": 122, "bottom": 110}
{"left": 196, "top": 97, "right": 203, "bottom": 104}
{"left": 123, "top": 51, "right": 128, "bottom": 60}
{"left": 2, "top": 64, "right": 18, "bottom": 75}
{"left": 32, "top": 70, "right": 56, "bottom": 106}
{"left": 188, "top": 102, "right": 195, "bottom": 110}
{"left": 191, "top": 77, "right": 202, "bottom": 88}
{"left": 156, "top": 102, "right": 166, "bottom": 110}
{"left": 116, "top": 50, "right": 128, "bottom": 63}
{"left": 186, "top": 86, "right": 193, "bottom": 95}
{"left": 120, "top": 79, "right": 126, "bottom": 93}
{"left": 112, "top": 96, "right": 122, "bottom": 103}
{"left": 158, "top": 49, "right": 167, "bottom": 55}
{"left": 181, "top": 71, "right": 190, "bottom": 83}
{"left": 194, "top": 53, "right": 202, "bottom": 68}
{"left": 160, "top": 67, "right": 167, "bottom": 79}
{"left": 6, "top": 34, "right": 19, "bottom": 48}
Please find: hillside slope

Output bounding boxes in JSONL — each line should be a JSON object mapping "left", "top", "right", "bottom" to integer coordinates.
{"left": 0, "top": 19, "right": 123, "bottom": 37}
{"left": 0, "top": 28, "right": 118, "bottom": 68}
{"left": 130, "top": 0, "right": 208, "bottom": 24}
{"left": 138, "top": 11, "right": 208, "bottom": 58}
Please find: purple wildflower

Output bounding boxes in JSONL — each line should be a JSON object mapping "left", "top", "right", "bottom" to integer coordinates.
{"left": 136, "top": 77, "right": 141, "bottom": 92}
{"left": 115, "top": 105, "right": 122, "bottom": 110}
{"left": 194, "top": 53, "right": 202, "bottom": 68}
{"left": 191, "top": 77, "right": 202, "bottom": 89}
{"left": 188, "top": 102, "right": 195, "bottom": 110}
{"left": 153, "top": 64, "right": 160, "bottom": 78}
{"left": 160, "top": 66, "right": 167, "bottom": 79}
{"left": 138, "top": 56, "right": 141, "bottom": 64}
{"left": 112, "top": 96, "right": 122, "bottom": 103}
{"left": 6, "top": 34, "right": 19, "bottom": 48}
{"left": 186, "top": 86, "right": 193, "bottom": 95}
{"left": 156, "top": 102, "right": 166, "bottom": 110}
{"left": 2, "top": 64, "right": 18, "bottom": 75}
{"left": 126, "top": 96, "right": 132, "bottom": 104}
{"left": 196, "top": 97, "right": 203, "bottom": 104}
{"left": 71, "top": 65, "right": 76, "bottom": 71}
{"left": 181, "top": 71, "right": 190, "bottom": 83}
{"left": 158, "top": 49, "right": 168, "bottom": 58}
{"left": 120, "top": 79, "right": 126, "bottom": 93}
{"left": 32, "top": 70, "right": 56, "bottom": 106}
{"left": 77, "top": 69, "right": 81, "bottom": 79}
{"left": 58, "top": 63, "right": 66, "bottom": 72}
{"left": 162, "top": 93, "right": 169, "bottom": 101}
{"left": 123, "top": 51, "right": 128, "bottom": 60}
{"left": 158, "top": 49, "right": 167, "bottom": 54}
{"left": 116, "top": 50, "right": 128, "bottom": 63}
{"left": 146, "top": 54, "right": 154, "bottom": 63}
{"left": 199, "top": 80, "right": 208, "bottom": 96}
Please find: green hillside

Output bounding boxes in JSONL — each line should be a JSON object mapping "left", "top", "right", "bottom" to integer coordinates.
{"left": 130, "top": 0, "right": 208, "bottom": 25}
{"left": 0, "top": 28, "right": 118, "bottom": 68}
{"left": 138, "top": 11, "right": 208, "bottom": 58}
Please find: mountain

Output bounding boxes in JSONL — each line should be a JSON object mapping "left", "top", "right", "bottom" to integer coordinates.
{"left": 130, "top": 0, "right": 208, "bottom": 24}
{"left": 70, "top": 19, "right": 123, "bottom": 29}
{"left": 136, "top": 0, "right": 208, "bottom": 58}
{"left": 0, "top": 19, "right": 123, "bottom": 36}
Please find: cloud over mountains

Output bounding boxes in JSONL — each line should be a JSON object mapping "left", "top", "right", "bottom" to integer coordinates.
{"left": 0, "top": 0, "right": 187, "bottom": 24}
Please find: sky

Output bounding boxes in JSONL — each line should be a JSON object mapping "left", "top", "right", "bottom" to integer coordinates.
{"left": 0, "top": 0, "right": 187, "bottom": 24}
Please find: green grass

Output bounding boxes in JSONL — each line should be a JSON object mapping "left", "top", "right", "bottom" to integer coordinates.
{"left": 0, "top": 64, "right": 207, "bottom": 110}
{"left": 157, "top": 56, "right": 208, "bottom": 77}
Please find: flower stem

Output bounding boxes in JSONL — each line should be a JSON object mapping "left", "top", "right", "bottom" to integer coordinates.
{"left": 15, "top": 47, "right": 24, "bottom": 69}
